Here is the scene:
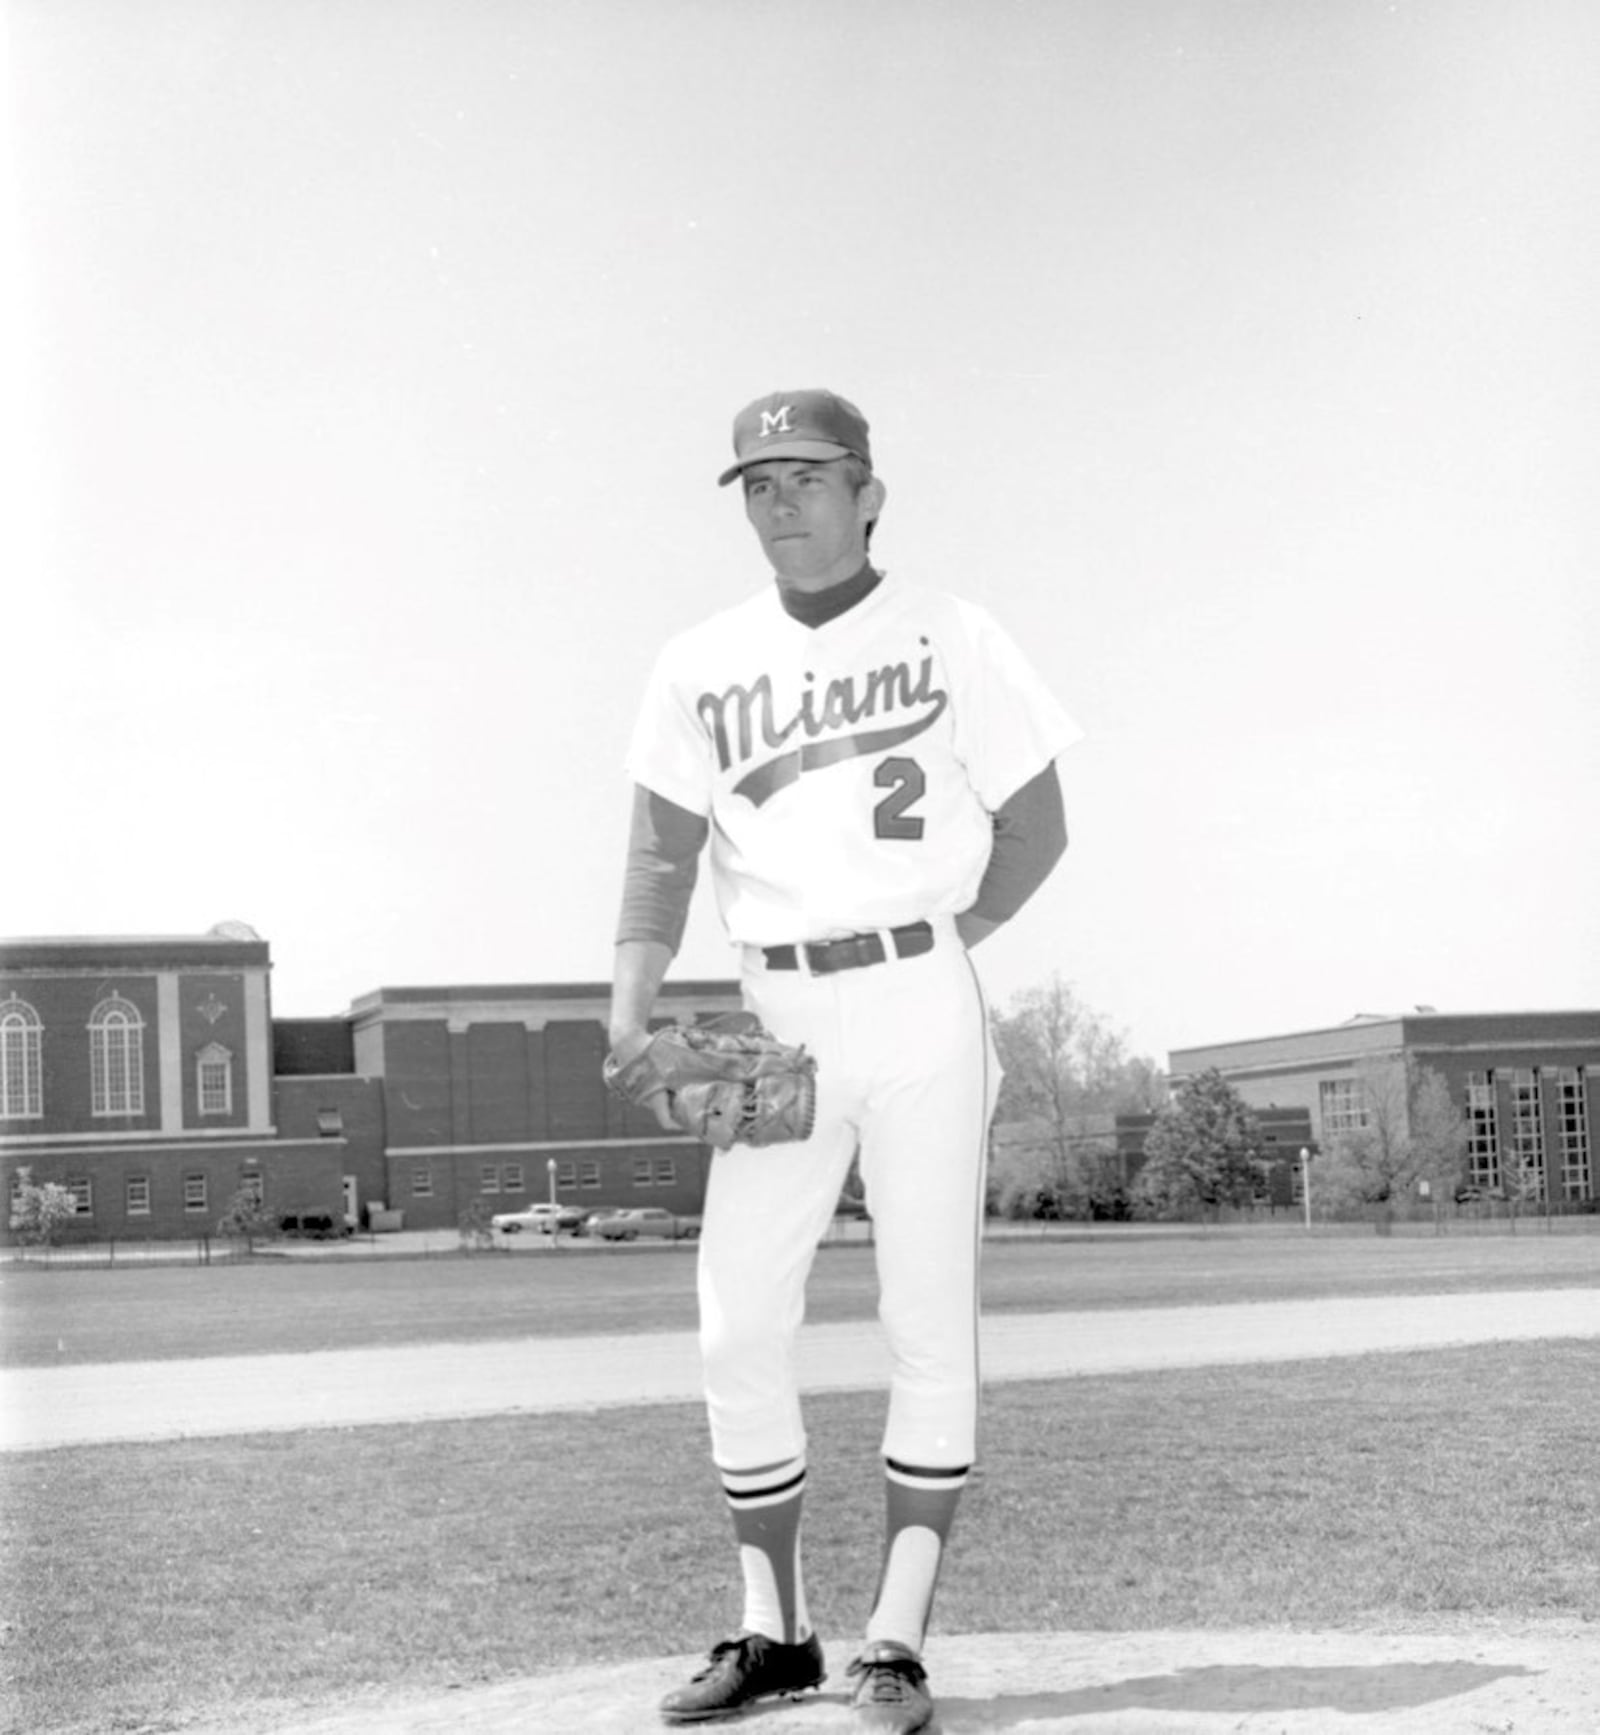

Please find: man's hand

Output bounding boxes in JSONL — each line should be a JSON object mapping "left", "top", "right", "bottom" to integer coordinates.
{"left": 609, "top": 937, "right": 678, "bottom": 1130}
{"left": 607, "top": 1025, "right": 679, "bottom": 1131}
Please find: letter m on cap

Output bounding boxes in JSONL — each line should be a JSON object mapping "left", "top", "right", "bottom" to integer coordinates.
{"left": 759, "top": 406, "right": 794, "bottom": 437}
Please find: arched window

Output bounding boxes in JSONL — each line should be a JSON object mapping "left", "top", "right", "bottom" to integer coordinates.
{"left": 0, "top": 997, "right": 43, "bottom": 1119}
{"left": 89, "top": 995, "right": 145, "bottom": 1117}
{"left": 197, "top": 1043, "right": 234, "bottom": 1116}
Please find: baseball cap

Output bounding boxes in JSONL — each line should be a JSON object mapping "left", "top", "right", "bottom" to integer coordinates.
{"left": 717, "top": 389, "right": 872, "bottom": 487}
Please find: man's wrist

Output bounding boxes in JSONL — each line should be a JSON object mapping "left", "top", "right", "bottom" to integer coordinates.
{"left": 608, "top": 1024, "right": 652, "bottom": 1061}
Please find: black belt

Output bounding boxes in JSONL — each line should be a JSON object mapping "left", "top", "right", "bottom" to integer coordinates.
{"left": 763, "top": 921, "right": 935, "bottom": 975}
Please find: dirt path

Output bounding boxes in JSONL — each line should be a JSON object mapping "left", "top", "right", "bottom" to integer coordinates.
{"left": 4, "top": 1285, "right": 1597, "bottom": 1452}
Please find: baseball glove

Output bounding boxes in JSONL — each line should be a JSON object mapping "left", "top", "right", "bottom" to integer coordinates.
{"left": 603, "top": 1012, "right": 817, "bottom": 1149}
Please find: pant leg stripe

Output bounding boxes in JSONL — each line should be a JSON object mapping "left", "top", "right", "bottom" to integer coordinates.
{"left": 961, "top": 946, "right": 992, "bottom": 1463}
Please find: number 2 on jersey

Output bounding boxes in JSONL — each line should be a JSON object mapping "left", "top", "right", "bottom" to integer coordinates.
{"left": 873, "top": 756, "right": 926, "bottom": 840}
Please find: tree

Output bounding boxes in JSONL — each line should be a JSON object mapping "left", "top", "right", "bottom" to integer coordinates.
{"left": 1408, "top": 1065, "right": 1471, "bottom": 1229}
{"left": 458, "top": 1199, "right": 496, "bottom": 1252}
{"left": 1131, "top": 1069, "right": 1264, "bottom": 1221}
{"left": 1316, "top": 1059, "right": 1470, "bottom": 1234}
{"left": 1109, "top": 1053, "right": 1169, "bottom": 1117}
{"left": 1498, "top": 1136, "right": 1546, "bottom": 1234}
{"left": 217, "top": 1187, "right": 278, "bottom": 1252}
{"left": 1316, "top": 1060, "right": 1411, "bottom": 1234}
{"left": 989, "top": 975, "right": 1166, "bottom": 1219}
{"left": 9, "top": 1166, "right": 78, "bottom": 1248}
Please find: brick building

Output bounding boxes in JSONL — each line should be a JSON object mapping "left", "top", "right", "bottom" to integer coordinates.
{"left": 336, "top": 978, "right": 739, "bottom": 1229}
{"left": 1169, "top": 1009, "right": 1600, "bottom": 1205}
{"left": 1, "top": 927, "right": 741, "bottom": 1243}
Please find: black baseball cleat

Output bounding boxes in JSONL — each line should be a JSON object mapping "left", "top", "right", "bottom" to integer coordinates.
{"left": 659, "top": 1631, "right": 826, "bottom": 1724}
{"left": 846, "top": 1640, "right": 935, "bottom": 1733}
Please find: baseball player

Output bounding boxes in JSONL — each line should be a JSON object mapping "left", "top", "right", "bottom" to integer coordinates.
{"left": 608, "top": 389, "right": 1080, "bottom": 1732}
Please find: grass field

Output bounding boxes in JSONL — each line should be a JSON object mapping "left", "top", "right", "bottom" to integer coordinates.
{"left": 2, "top": 1231, "right": 1597, "bottom": 1735}
{"left": 3, "top": 1224, "right": 1596, "bottom": 1369}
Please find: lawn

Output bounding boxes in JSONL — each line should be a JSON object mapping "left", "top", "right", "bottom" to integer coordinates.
{"left": 2, "top": 1231, "right": 1597, "bottom": 1734}
{"left": 3, "top": 1343, "right": 1597, "bottom": 1735}
{"left": 3, "top": 1224, "right": 1597, "bottom": 1369}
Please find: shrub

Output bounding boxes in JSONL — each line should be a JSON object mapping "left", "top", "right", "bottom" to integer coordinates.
{"left": 9, "top": 1166, "right": 79, "bottom": 1247}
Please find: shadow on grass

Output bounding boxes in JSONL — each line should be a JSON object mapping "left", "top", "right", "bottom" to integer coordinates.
{"left": 926, "top": 1659, "right": 1539, "bottom": 1727}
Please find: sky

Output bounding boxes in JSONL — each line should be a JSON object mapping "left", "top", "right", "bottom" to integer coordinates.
{"left": 5, "top": 0, "right": 1597, "bottom": 1066}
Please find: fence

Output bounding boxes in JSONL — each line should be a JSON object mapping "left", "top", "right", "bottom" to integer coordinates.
{"left": 989, "top": 1200, "right": 1600, "bottom": 1238}
{"left": 4, "top": 1235, "right": 252, "bottom": 1268}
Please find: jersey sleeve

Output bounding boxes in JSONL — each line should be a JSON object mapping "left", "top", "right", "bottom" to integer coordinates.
{"left": 953, "top": 602, "right": 1084, "bottom": 811}
{"left": 622, "top": 639, "right": 715, "bottom": 817}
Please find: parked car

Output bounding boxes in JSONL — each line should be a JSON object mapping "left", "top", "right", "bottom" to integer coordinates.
{"left": 1453, "top": 1185, "right": 1506, "bottom": 1206}
{"left": 572, "top": 1207, "right": 623, "bottom": 1236}
{"left": 591, "top": 1206, "right": 698, "bottom": 1242}
{"left": 491, "top": 1202, "right": 584, "bottom": 1235}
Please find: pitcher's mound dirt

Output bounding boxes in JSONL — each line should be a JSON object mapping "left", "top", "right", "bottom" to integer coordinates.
{"left": 218, "top": 1620, "right": 1600, "bottom": 1733}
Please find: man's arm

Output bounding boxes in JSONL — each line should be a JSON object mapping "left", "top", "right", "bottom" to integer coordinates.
{"left": 609, "top": 938, "right": 675, "bottom": 1058}
{"left": 956, "top": 761, "right": 1067, "bottom": 949}
{"left": 608, "top": 786, "right": 710, "bottom": 1103}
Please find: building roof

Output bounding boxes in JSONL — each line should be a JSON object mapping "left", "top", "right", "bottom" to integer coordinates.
{"left": 0, "top": 929, "right": 271, "bottom": 970}
{"left": 1170, "top": 1008, "right": 1600, "bottom": 1077}
{"left": 345, "top": 978, "right": 743, "bottom": 1030}
{"left": 347, "top": 979, "right": 738, "bottom": 1009}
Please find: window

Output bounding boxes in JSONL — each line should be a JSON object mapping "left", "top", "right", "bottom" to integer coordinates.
{"left": 655, "top": 1158, "right": 677, "bottom": 1185}
{"left": 1551, "top": 1068, "right": 1591, "bottom": 1201}
{"left": 1319, "top": 1078, "right": 1368, "bottom": 1137}
{"left": 556, "top": 1161, "right": 577, "bottom": 1188}
{"left": 184, "top": 1174, "right": 208, "bottom": 1214}
{"left": 196, "top": 1044, "right": 233, "bottom": 1115}
{"left": 89, "top": 996, "right": 145, "bottom": 1116}
{"left": 503, "top": 1164, "right": 525, "bottom": 1193}
{"left": 1504, "top": 1069, "right": 1547, "bottom": 1202}
{"left": 0, "top": 997, "right": 43, "bottom": 1118}
{"left": 67, "top": 1178, "right": 93, "bottom": 1216}
{"left": 1465, "top": 1071, "right": 1499, "bottom": 1190}
{"left": 127, "top": 1176, "right": 151, "bottom": 1216}
{"left": 579, "top": 1162, "right": 601, "bottom": 1190}
{"left": 480, "top": 1165, "right": 501, "bottom": 1194}
{"left": 633, "top": 1156, "right": 655, "bottom": 1187}
{"left": 412, "top": 1168, "right": 434, "bottom": 1198}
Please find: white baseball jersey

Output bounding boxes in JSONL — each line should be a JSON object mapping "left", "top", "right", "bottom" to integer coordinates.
{"left": 625, "top": 570, "right": 1082, "bottom": 946}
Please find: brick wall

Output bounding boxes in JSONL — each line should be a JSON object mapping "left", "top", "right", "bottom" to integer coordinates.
{"left": 4, "top": 1138, "right": 344, "bottom": 1243}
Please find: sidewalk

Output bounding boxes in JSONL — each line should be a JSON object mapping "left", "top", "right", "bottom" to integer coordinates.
{"left": 4, "top": 1286, "right": 1597, "bottom": 1452}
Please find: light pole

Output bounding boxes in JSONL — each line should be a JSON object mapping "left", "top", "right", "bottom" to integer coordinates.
{"left": 547, "top": 1158, "right": 559, "bottom": 1249}
{"left": 1299, "top": 1147, "right": 1312, "bottom": 1232}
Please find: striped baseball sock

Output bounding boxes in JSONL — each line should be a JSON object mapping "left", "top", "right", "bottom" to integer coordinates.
{"left": 720, "top": 1455, "right": 812, "bottom": 1644}
{"left": 863, "top": 1457, "right": 970, "bottom": 1652}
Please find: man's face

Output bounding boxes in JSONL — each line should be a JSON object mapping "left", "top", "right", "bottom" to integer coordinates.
{"left": 741, "top": 459, "right": 878, "bottom": 592}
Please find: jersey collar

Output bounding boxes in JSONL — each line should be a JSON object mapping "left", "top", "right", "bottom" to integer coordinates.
{"left": 776, "top": 562, "right": 883, "bottom": 630}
